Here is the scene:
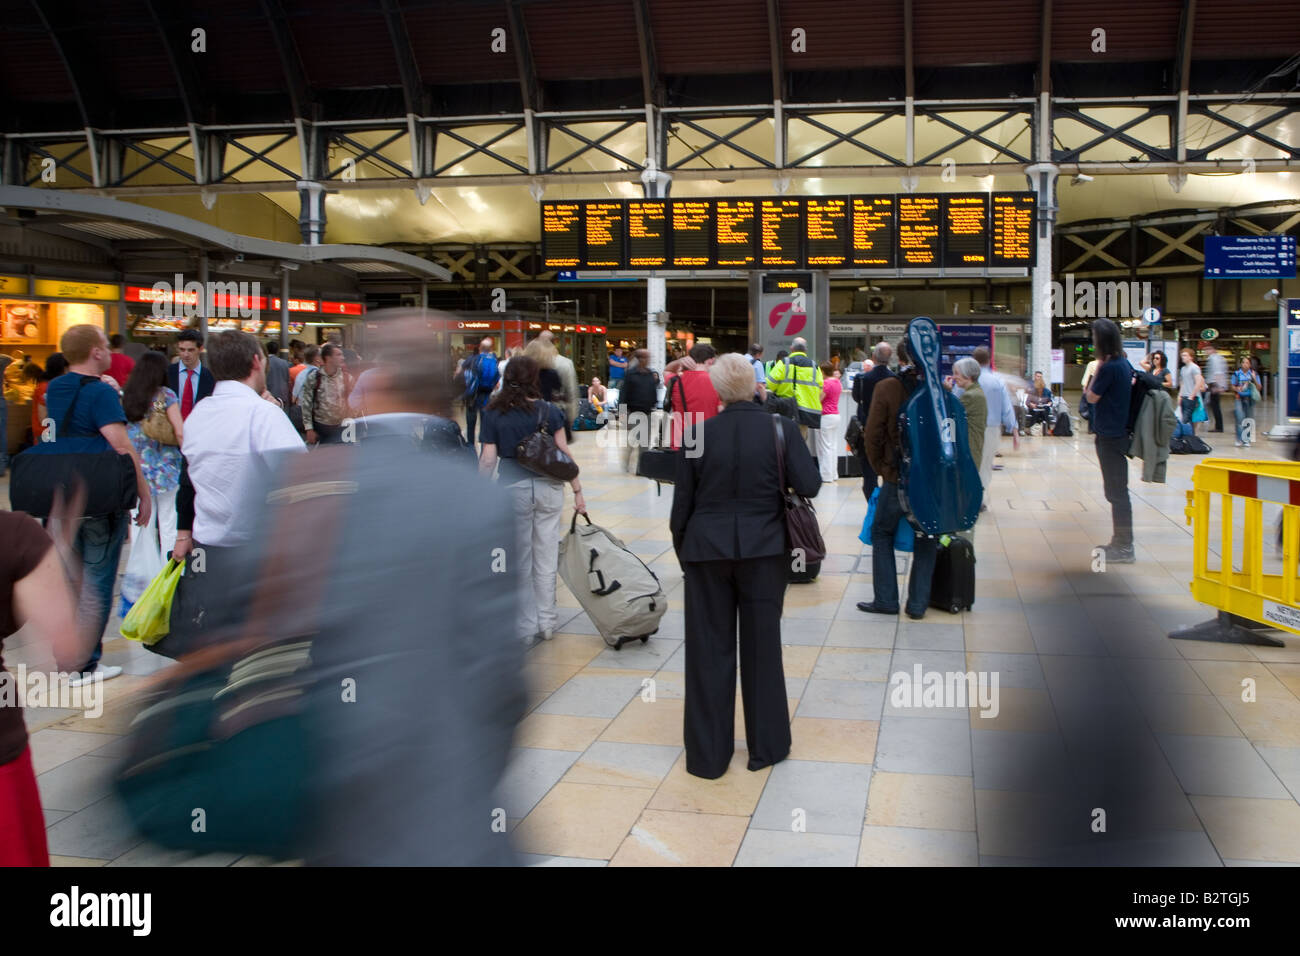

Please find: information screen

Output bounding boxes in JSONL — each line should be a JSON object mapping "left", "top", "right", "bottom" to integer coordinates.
{"left": 582, "top": 201, "right": 625, "bottom": 269}
{"left": 897, "top": 195, "right": 942, "bottom": 267}
{"left": 541, "top": 201, "right": 583, "bottom": 269}
{"left": 852, "top": 196, "right": 895, "bottom": 267}
{"left": 990, "top": 193, "right": 1036, "bottom": 267}
{"left": 626, "top": 199, "right": 669, "bottom": 268}
{"left": 759, "top": 198, "right": 802, "bottom": 267}
{"left": 805, "top": 196, "right": 850, "bottom": 268}
{"left": 714, "top": 198, "right": 757, "bottom": 268}
{"left": 671, "top": 199, "right": 713, "bottom": 268}
{"left": 943, "top": 194, "right": 989, "bottom": 268}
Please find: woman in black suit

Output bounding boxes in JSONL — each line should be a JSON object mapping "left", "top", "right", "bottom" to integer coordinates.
{"left": 670, "top": 353, "right": 822, "bottom": 779}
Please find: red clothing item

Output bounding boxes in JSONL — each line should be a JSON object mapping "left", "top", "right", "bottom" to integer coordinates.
{"left": 289, "top": 363, "right": 307, "bottom": 384}
{"left": 0, "top": 747, "right": 49, "bottom": 866}
{"left": 822, "top": 376, "right": 842, "bottom": 415}
{"left": 665, "top": 369, "right": 721, "bottom": 450}
{"left": 31, "top": 381, "right": 49, "bottom": 440}
{"left": 108, "top": 352, "right": 134, "bottom": 388}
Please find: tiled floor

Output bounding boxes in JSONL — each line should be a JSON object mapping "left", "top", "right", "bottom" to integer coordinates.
{"left": 5, "top": 403, "right": 1300, "bottom": 866}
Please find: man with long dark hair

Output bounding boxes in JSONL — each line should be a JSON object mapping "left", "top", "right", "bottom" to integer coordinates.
{"left": 1084, "top": 318, "right": 1135, "bottom": 563}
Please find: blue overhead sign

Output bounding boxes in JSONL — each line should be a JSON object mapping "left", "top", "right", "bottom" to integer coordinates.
{"left": 1204, "top": 235, "right": 1297, "bottom": 279}
{"left": 555, "top": 270, "right": 638, "bottom": 282}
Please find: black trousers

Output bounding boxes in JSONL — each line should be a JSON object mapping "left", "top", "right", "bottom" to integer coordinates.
{"left": 1208, "top": 388, "right": 1223, "bottom": 430}
{"left": 1095, "top": 434, "right": 1133, "bottom": 548}
{"left": 682, "top": 554, "right": 791, "bottom": 779}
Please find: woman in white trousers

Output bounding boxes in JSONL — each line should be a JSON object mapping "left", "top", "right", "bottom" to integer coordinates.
{"left": 816, "top": 365, "right": 842, "bottom": 483}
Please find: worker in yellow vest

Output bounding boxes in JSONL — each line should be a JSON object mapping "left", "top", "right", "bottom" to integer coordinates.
{"left": 767, "top": 337, "right": 824, "bottom": 441}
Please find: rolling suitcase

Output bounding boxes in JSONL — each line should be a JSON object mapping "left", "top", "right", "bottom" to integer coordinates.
{"left": 787, "top": 560, "right": 821, "bottom": 583}
{"left": 635, "top": 446, "right": 678, "bottom": 495}
{"left": 930, "top": 535, "right": 975, "bottom": 614}
{"left": 559, "top": 512, "right": 668, "bottom": 649}
{"left": 837, "top": 454, "right": 863, "bottom": 478}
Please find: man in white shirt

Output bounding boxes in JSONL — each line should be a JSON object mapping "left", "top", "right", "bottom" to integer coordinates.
{"left": 162, "top": 331, "right": 305, "bottom": 657}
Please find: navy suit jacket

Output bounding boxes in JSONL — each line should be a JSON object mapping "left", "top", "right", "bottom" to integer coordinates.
{"left": 167, "top": 362, "right": 215, "bottom": 407}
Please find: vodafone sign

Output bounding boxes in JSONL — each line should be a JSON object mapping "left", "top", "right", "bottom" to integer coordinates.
{"left": 768, "top": 301, "right": 807, "bottom": 337}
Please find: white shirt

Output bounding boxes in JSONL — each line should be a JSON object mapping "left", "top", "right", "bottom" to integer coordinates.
{"left": 184, "top": 379, "right": 306, "bottom": 547}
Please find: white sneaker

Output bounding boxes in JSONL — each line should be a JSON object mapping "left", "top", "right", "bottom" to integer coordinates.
{"left": 540, "top": 629, "right": 555, "bottom": 641}
{"left": 68, "top": 665, "right": 122, "bottom": 687}
{"left": 1236, "top": 441, "right": 1244, "bottom": 447}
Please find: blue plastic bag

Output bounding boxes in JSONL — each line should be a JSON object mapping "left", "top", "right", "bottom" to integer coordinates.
{"left": 1191, "top": 396, "right": 1208, "bottom": 423}
{"left": 860, "top": 487, "right": 915, "bottom": 553}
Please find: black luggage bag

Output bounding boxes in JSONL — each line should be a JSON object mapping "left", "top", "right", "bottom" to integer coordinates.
{"left": 636, "top": 446, "right": 678, "bottom": 494}
{"left": 1051, "top": 412, "right": 1072, "bottom": 437}
{"left": 837, "top": 454, "right": 862, "bottom": 478}
{"left": 930, "top": 535, "right": 975, "bottom": 614}
{"left": 788, "top": 560, "right": 821, "bottom": 583}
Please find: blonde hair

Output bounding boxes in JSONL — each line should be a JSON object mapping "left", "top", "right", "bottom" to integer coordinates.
{"left": 60, "top": 324, "right": 107, "bottom": 365}
{"left": 524, "top": 337, "right": 557, "bottom": 369}
{"left": 710, "top": 353, "right": 758, "bottom": 405}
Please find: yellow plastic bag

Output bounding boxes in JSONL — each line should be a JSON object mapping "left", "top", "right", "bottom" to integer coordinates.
{"left": 120, "top": 558, "right": 184, "bottom": 645}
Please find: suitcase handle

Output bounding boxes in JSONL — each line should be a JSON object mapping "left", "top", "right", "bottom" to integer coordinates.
{"left": 587, "top": 548, "right": 622, "bottom": 596}
{"left": 570, "top": 511, "right": 594, "bottom": 534}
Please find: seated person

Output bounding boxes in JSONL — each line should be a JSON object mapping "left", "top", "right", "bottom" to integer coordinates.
{"left": 1024, "top": 371, "right": 1054, "bottom": 434}
{"left": 588, "top": 377, "right": 607, "bottom": 411}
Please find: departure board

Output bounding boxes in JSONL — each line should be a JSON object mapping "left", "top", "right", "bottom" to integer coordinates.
{"left": 805, "top": 197, "right": 850, "bottom": 267}
{"left": 540, "top": 193, "right": 1037, "bottom": 272}
{"left": 626, "top": 199, "right": 669, "bottom": 268}
{"left": 852, "top": 196, "right": 895, "bottom": 267}
{"left": 898, "top": 194, "right": 942, "bottom": 267}
{"left": 671, "top": 200, "right": 713, "bottom": 267}
{"left": 991, "top": 193, "right": 1037, "bottom": 267}
{"left": 541, "top": 201, "right": 583, "bottom": 269}
{"left": 942, "top": 194, "right": 989, "bottom": 268}
{"left": 715, "top": 198, "right": 758, "bottom": 268}
{"left": 583, "top": 201, "right": 625, "bottom": 269}
{"left": 760, "top": 198, "right": 802, "bottom": 267}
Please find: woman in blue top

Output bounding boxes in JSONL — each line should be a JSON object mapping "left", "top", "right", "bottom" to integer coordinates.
{"left": 1231, "top": 354, "right": 1261, "bottom": 448}
{"left": 121, "top": 351, "right": 184, "bottom": 566}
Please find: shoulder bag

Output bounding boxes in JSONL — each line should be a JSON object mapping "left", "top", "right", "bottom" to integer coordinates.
{"left": 772, "top": 414, "right": 826, "bottom": 564}
{"left": 8, "top": 376, "right": 137, "bottom": 518}
{"left": 515, "top": 400, "right": 579, "bottom": 482}
{"left": 141, "top": 392, "right": 179, "bottom": 446}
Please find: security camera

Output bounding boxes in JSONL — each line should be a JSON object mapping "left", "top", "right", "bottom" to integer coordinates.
{"left": 1070, "top": 173, "right": 1094, "bottom": 185}
{"left": 1266, "top": 288, "right": 1280, "bottom": 301}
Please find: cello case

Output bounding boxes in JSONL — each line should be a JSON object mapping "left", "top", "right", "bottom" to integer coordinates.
{"left": 897, "top": 317, "right": 983, "bottom": 536}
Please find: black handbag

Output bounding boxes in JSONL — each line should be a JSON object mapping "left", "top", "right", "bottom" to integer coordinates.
{"left": 8, "top": 376, "right": 137, "bottom": 518}
{"left": 772, "top": 414, "right": 826, "bottom": 564}
{"left": 515, "top": 401, "right": 579, "bottom": 482}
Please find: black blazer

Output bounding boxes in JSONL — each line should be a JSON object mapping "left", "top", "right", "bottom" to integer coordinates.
{"left": 670, "top": 402, "right": 821, "bottom": 563}
{"left": 167, "top": 362, "right": 215, "bottom": 406}
{"left": 853, "top": 364, "right": 895, "bottom": 424}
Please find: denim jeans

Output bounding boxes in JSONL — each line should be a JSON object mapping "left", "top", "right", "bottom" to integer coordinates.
{"left": 871, "top": 481, "right": 939, "bottom": 616}
{"left": 1095, "top": 435, "right": 1133, "bottom": 549}
{"left": 1234, "top": 397, "right": 1256, "bottom": 443}
{"left": 74, "top": 512, "right": 129, "bottom": 672}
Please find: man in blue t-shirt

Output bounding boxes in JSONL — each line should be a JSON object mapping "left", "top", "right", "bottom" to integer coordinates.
{"left": 28, "top": 325, "right": 150, "bottom": 684}
{"left": 1084, "top": 318, "right": 1135, "bottom": 564}
{"left": 608, "top": 346, "right": 628, "bottom": 386}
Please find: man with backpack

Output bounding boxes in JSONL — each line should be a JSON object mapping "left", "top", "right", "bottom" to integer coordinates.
{"left": 766, "top": 337, "right": 824, "bottom": 444}
{"left": 461, "top": 337, "right": 499, "bottom": 447}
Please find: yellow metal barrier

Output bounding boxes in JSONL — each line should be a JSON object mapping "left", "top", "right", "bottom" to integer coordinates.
{"left": 1175, "top": 457, "right": 1297, "bottom": 646}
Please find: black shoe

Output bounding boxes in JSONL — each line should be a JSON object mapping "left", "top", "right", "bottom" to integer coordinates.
{"left": 905, "top": 609, "right": 925, "bottom": 621}
{"left": 1100, "top": 543, "right": 1136, "bottom": 565}
{"left": 857, "top": 601, "right": 900, "bottom": 616}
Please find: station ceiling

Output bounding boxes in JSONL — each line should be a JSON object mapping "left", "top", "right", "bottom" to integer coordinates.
{"left": 1, "top": 0, "right": 1296, "bottom": 246}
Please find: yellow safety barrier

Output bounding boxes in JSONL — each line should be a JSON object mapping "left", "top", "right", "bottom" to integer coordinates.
{"left": 1176, "top": 457, "right": 1298, "bottom": 646}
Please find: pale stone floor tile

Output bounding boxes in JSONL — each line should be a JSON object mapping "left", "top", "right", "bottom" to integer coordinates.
{"left": 733, "top": 830, "right": 860, "bottom": 867}
{"left": 865, "top": 771, "right": 976, "bottom": 831}
{"left": 788, "top": 717, "right": 877, "bottom": 764}
{"left": 1191, "top": 796, "right": 1300, "bottom": 863}
{"left": 1156, "top": 734, "right": 1292, "bottom": 799}
{"left": 648, "top": 751, "right": 771, "bottom": 816}
{"left": 750, "top": 760, "right": 873, "bottom": 836}
{"left": 565, "top": 741, "right": 682, "bottom": 789}
{"left": 517, "top": 853, "right": 608, "bottom": 866}
{"left": 495, "top": 748, "right": 583, "bottom": 819}
{"left": 512, "top": 782, "right": 652, "bottom": 860}
{"left": 36, "top": 754, "right": 119, "bottom": 814}
{"left": 1255, "top": 745, "right": 1300, "bottom": 802}
{"left": 812, "top": 647, "right": 892, "bottom": 682}
{"left": 609, "top": 809, "right": 749, "bottom": 867}
{"left": 857, "top": 826, "right": 979, "bottom": 867}
{"left": 28, "top": 729, "right": 115, "bottom": 775}
{"left": 512, "top": 713, "right": 611, "bottom": 751}
{"left": 599, "top": 697, "right": 686, "bottom": 747}
{"left": 49, "top": 856, "right": 110, "bottom": 867}
{"left": 533, "top": 670, "right": 653, "bottom": 719}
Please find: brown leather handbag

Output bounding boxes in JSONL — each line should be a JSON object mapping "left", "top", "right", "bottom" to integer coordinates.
{"left": 516, "top": 401, "right": 579, "bottom": 482}
{"left": 141, "top": 393, "right": 179, "bottom": 446}
{"left": 772, "top": 414, "right": 826, "bottom": 563}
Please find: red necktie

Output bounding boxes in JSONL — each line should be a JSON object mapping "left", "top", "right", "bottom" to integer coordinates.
{"left": 181, "top": 368, "right": 195, "bottom": 419}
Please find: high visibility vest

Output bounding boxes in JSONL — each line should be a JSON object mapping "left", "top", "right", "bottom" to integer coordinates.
{"left": 768, "top": 351, "right": 824, "bottom": 426}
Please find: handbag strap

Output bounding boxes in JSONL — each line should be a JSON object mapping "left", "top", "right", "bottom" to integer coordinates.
{"left": 771, "top": 413, "right": 787, "bottom": 492}
{"left": 59, "top": 375, "right": 97, "bottom": 437}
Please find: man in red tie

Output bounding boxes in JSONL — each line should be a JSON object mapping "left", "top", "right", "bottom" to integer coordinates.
{"left": 169, "top": 329, "right": 213, "bottom": 420}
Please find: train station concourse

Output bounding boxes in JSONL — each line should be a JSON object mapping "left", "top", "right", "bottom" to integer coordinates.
{"left": 1, "top": 0, "right": 1299, "bottom": 924}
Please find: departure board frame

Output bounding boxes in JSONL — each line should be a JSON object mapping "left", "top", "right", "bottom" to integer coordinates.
{"left": 539, "top": 192, "right": 1036, "bottom": 273}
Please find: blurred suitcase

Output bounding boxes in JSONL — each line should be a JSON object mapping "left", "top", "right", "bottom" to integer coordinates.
{"left": 930, "top": 535, "right": 975, "bottom": 614}
{"left": 559, "top": 512, "right": 667, "bottom": 649}
{"left": 837, "top": 454, "right": 862, "bottom": 478}
{"left": 635, "top": 446, "right": 677, "bottom": 494}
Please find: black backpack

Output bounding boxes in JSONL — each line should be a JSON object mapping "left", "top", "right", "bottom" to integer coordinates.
{"left": 1051, "top": 411, "right": 1073, "bottom": 437}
